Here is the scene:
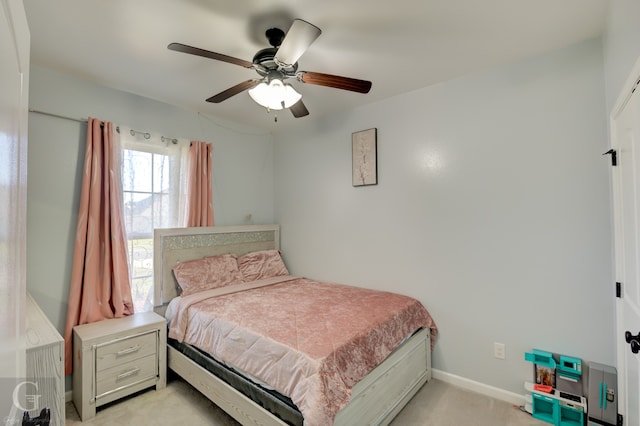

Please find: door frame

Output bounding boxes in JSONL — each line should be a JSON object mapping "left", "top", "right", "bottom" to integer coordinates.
{"left": 610, "top": 54, "right": 640, "bottom": 421}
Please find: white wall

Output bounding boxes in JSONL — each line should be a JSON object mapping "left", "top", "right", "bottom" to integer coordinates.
{"left": 273, "top": 38, "right": 612, "bottom": 395}
{"left": 26, "top": 65, "right": 274, "bottom": 354}
{"left": 603, "top": 0, "right": 640, "bottom": 113}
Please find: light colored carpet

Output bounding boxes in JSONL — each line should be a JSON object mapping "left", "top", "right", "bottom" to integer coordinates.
{"left": 66, "top": 375, "right": 548, "bottom": 425}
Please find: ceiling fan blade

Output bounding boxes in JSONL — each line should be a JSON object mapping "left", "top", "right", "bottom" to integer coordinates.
{"left": 274, "top": 19, "right": 321, "bottom": 66}
{"left": 290, "top": 99, "right": 310, "bottom": 118}
{"left": 206, "top": 80, "right": 260, "bottom": 103}
{"left": 168, "top": 42, "right": 254, "bottom": 69}
{"left": 298, "top": 71, "right": 372, "bottom": 94}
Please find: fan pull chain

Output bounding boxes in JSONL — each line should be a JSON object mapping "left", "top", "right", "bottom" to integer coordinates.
{"left": 263, "top": 106, "right": 278, "bottom": 122}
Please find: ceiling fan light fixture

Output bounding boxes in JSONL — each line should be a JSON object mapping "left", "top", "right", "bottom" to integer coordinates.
{"left": 169, "top": 18, "right": 371, "bottom": 119}
{"left": 248, "top": 79, "right": 302, "bottom": 110}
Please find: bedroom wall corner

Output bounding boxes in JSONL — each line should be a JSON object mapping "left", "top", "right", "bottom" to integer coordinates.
{"left": 603, "top": 0, "right": 640, "bottom": 115}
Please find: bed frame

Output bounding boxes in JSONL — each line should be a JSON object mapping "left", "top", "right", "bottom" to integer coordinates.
{"left": 154, "top": 224, "right": 431, "bottom": 425}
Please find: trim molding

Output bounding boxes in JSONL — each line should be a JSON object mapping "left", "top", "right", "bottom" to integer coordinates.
{"left": 432, "top": 369, "right": 524, "bottom": 406}
{"left": 67, "top": 371, "right": 526, "bottom": 407}
{"left": 611, "top": 55, "right": 640, "bottom": 119}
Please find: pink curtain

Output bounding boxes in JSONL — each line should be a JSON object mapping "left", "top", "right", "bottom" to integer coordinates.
{"left": 63, "top": 118, "right": 134, "bottom": 375}
{"left": 185, "top": 141, "right": 214, "bottom": 227}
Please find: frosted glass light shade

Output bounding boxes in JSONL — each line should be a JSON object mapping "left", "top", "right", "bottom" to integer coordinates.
{"left": 248, "top": 79, "right": 302, "bottom": 110}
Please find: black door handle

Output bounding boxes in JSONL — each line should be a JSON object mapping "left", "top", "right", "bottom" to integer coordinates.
{"left": 625, "top": 331, "right": 640, "bottom": 354}
{"left": 625, "top": 331, "right": 640, "bottom": 343}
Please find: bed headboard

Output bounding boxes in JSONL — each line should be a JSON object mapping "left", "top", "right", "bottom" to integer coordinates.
{"left": 153, "top": 224, "right": 280, "bottom": 314}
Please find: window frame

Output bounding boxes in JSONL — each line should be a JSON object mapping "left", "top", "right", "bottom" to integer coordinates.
{"left": 119, "top": 130, "right": 188, "bottom": 312}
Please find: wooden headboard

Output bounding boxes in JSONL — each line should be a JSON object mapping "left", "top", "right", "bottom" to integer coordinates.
{"left": 153, "top": 224, "right": 280, "bottom": 314}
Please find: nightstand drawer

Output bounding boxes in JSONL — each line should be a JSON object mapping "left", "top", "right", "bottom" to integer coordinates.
{"left": 96, "top": 331, "right": 157, "bottom": 372}
{"left": 96, "top": 353, "right": 157, "bottom": 398}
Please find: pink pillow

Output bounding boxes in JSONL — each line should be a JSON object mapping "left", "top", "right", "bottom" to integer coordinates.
{"left": 238, "top": 249, "right": 289, "bottom": 281}
{"left": 173, "top": 254, "right": 244, "bottom": 296}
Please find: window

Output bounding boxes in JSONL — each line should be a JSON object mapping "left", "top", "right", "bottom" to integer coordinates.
{"left": 120, "top": 129, "right": 187, "bottom": 312}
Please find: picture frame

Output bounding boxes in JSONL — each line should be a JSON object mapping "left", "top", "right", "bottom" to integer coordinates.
{"left": 352, "top": 128, "right": 377, "bottom": 186}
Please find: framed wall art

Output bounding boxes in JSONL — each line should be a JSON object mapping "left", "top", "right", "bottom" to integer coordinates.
{"left": 352, "top": 128, "right": 377, "bottom": 186}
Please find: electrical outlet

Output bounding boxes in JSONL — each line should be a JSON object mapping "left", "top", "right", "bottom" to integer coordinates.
{"left": 494, "top": 342, "right": 506, "bottom": 360}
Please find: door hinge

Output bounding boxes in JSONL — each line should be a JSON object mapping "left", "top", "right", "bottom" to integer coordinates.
{"left": 603, "top": 149, "right": 617, "bottom": 166}
{"left": 618, "top": 413, "right": 623, "bottom": 426}
{"left": 616, "top": 282, "right": 622, "bottom": 298}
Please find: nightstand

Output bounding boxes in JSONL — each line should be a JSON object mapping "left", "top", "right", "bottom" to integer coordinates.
{"left": 72, "top": 312, "right": 167, "bottom": 420}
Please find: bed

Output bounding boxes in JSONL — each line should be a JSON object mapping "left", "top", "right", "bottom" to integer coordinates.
{"left": 153, "top": 224, "right": 437, "bottom": 425}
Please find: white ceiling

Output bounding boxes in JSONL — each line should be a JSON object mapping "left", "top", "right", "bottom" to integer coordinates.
{"left": 23, "top": 0, "right": 608, "bottom": 131}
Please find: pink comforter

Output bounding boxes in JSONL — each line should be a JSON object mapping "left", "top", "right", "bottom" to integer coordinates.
{"left": 169, "top": 276, "right": 438, "bottom": 426}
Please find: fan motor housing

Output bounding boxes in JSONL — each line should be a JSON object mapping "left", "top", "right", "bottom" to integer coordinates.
{"left": 252, "top": 47, "right": 278, "bottom": 73}
{"left": 253, "top": 48, "right": 298, "bottom": 77}
{"left": 252, "top": 28, "right": 298, "bottom": 78}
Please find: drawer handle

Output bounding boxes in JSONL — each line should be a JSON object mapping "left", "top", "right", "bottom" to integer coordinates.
{"left": 116, "top": 367, "right": 140, "bottom": 381}
{"left": 116, "top": 345, "right": 141, "bottom": 356}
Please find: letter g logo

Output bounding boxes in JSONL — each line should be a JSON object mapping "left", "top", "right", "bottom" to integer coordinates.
{"left": 11, "top": 381, "right": 40, "bottom": 412}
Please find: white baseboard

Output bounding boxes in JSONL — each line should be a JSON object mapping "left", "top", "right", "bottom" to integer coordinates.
{"left": 432, "top": 368, "right": 524, "bottom": 406}
{"left": 64, "top": 369, "right": 524, "bottom": 407}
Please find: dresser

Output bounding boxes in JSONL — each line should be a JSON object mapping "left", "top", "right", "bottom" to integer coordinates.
{"left": 72, "top": 312, "right": 167, "bottom": 420}
{"left": 25, "top": 293, "right": 65, "bottom": 425}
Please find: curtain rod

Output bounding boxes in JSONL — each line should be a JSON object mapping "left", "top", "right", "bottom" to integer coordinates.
{"left": 29, "top": 109, "right": 115, "bottom": 131}
{"left": 29, "top": 109, "right": 177, "bottom": 143}
{"left": 29, "top": 109, "right": 88, "bottom": 124}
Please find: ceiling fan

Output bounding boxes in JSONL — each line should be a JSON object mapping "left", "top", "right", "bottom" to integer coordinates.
{"left": 168, "top": 19, "right": 372, "bottom": 118}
